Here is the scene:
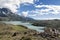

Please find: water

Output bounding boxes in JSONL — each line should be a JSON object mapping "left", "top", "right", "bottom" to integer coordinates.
{"left": 2, "top": 21, "right": 45, "bottom": 32}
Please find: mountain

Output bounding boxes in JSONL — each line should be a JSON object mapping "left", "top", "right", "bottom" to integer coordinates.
{"left": 0, "top": 8, "right": 34, "bottom": 21}
{"left": 0, "top": 8, "right": 7, "bottom": 17}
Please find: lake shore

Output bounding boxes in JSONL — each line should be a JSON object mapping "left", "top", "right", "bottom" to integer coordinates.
{"left": 0, "top": 23, "right": 42, "bottom": 40}
{"left": 0, "top": 22, "right": 60, "bottom": 40}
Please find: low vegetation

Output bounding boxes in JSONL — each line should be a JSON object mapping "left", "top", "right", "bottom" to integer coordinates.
{"left": 32, "top": 19, "right": 60, "bottom": 29}
{"left": 0, "top": 21, "right": 60, "bottom": 40}
{"left": 0, "top": 22, "right": 42, "bottom": 40}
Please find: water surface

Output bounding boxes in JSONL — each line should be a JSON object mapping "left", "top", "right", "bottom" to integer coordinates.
{"left": 2, "top": 21, "right": 45, "bottom": 32}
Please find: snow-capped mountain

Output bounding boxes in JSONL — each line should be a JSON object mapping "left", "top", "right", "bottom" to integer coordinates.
{"left": 0, "top": 8, "right": 34, "bottom": 21}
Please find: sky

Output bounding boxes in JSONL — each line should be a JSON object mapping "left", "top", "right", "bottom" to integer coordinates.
{"left": 0, "top": 0, "right": 60, "bottom": 20}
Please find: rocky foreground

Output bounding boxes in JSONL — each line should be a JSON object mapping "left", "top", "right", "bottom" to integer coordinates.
{"left": 0, "top": 23, "right": 60, "bottom": 40}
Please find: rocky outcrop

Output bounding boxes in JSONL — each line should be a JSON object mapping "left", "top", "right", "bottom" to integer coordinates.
{"left": 39, "top": 28, "right": 60, "bottom": 39}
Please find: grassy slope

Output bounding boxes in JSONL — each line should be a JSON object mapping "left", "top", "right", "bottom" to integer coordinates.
{"left": 0, "top": 23, "right": 28, "bottom": 40}
{"left": 0, "top": 23, "right": 45, "bottom": 40}
{"left": 0, "top": 22, "right": 60, "bottom": 40}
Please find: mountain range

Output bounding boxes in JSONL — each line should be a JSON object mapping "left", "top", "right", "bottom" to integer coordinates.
{"left": 0, "top": 8, "right": 34, "bottom": 22}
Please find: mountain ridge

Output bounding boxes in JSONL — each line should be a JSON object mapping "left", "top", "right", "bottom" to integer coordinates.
{"left": 0, "top": 8, "right": 34, "bottom": 22}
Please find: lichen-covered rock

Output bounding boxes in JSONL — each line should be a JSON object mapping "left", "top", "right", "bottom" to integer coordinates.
{"left": 38, "top": 28, "right": 60, "bottom": 40}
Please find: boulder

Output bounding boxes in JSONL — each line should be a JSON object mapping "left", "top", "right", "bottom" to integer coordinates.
{"left": 39, "top": 28, "right": 60, "bottom": 38}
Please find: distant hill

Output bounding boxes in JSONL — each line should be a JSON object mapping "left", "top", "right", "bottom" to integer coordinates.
{"left": 32, "top": 19, "right": 60, "bottom": 29}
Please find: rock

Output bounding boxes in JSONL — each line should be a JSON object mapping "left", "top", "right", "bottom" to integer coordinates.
{"left": 20, "top": 37, "right": 31, "bottom": 40}
{"left": 12, "top": 32, "right": 20, "bottom": 37}
{"left": 12, "top": 32, "right": 17, "bottom": 37}
{"left": 24, "top": 32, "right": 27, "bottom": 35}
{"left": 39, "top": 28, "right": 60, "bottom": 38}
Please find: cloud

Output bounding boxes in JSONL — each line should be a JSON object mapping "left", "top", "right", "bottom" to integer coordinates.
{"left": 20, "top": 0, "right": 34, "bottom": 4}
{"left": 0, "top": 0, "right": 20, "bottom": 13}
{"left": 21, "top": 11, "right": 29, "bottom": 17}
{"left": 20, "top": 5, "right": 60, "bottom": 19}
{"left": 21, "top": 10, "right": 37, "bottom": 17}
{"left": 21, "top": 5, "right": 60, "bottom": 17}
{"left": 35, "top": 5, "right": 60, "bottom": 14}
{"left": 34, "top": 18, "right": 60, "bottom": 20}
{"left": 0, "top": 0, "right": 34, "bottom": 13}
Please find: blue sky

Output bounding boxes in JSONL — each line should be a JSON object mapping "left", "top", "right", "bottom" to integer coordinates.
{"left": 19, "top": 0, "right": 60, "bottom": 20}
{"left": 34, "top": 0, "right": 60, "bottom": 5}
{"left": 0, "top": 0, "right": 60, "bottom": 20}
{"left": 19, "top": 0, "right": 60, "bottom": 12}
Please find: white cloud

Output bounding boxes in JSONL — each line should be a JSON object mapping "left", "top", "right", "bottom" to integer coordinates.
{"left": 0, "top": 0, "right": 34, "bottom": 13}
{"left": 35, "top": 5, "right": 60, "bottom": 15}
{"left": 28, "top": 9, "right": 49, "bottom": 15}
{"left": 0, "top": 0, "right": 20, "bottom": 13}
{"left": 22, "top": 11, "right": 29, "bottom": 17}
{"left": 20, "top": 5, "right": 60, "bottom": 18}
{"left": 20, "top": 0, "right": 33, "bottom": 4}
{"left": 21, "top": 10, "right": 37, "bottom": 17}
{"left": 24, "top": 5, "right": 60, "bottom": 18}
{"left": 27, "top": 5, "right": 60, "bottom": 19}
{"left": 34, "top": 18, "right": 60, "bottom": 20}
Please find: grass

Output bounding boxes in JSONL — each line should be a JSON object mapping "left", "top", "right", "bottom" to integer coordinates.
{"left": 0, "top": 23, "right": 30, "bottom": 40}
{"left": 0, "top": 23, "right": 59, "bottom": 40}
{"left": 12, "top": 25, "right": 28, "bottom": 31}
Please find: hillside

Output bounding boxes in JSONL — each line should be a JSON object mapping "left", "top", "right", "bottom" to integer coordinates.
{"left": 0, "top": 8, "right": 34, "bottom": 22}
{"left": 0, "top": 22, "right": 60, "bottom": 40}
{"left": 32, "top": 19, "right": 60, "bottom": 29}
{"left": 0, "top": 22, "right": 42, "bottom": 40}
